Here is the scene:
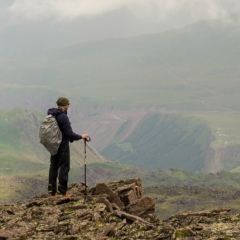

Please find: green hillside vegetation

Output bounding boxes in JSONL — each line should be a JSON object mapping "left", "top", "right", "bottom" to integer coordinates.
{"left": 189, "top": 112, "right": 240, "bottom": 147}
{"left": 101, "top": 110, "right": 240, "bottom": 172}
{"left": 0, "top": 108, "right": 46, "bottom": 175}
{"left": 0, "top": 175, "right": 47, "bottom": 204}
{"left": 101, "top": 112, "right": 212, "bottom": 172}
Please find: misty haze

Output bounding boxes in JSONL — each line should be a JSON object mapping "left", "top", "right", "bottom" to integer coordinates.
{"left": 0, "top": 1, "right": 240, "bottom": 238}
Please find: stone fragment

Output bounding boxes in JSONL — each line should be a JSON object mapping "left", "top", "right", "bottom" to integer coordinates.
{"left": 115, "top": 210, "right": 152, "bottom": 226}
{"left": 95, "top": 183, "right": 124, "bottom": 208}
{"left": 97, "top": 197, "right": 114, "bottom": 212}
{"left": 126, "top": 196, "right": 155, "bottom": 217}
{"left": 99, "top": 222, "right": 117, "bottom": 239}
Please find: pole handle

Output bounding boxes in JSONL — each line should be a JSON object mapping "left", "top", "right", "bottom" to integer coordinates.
{"left": 84, "top": 136, "right": 91, "bottom": 143}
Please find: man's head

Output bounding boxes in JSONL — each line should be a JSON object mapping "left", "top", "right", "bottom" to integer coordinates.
{"left": 56, "top": 97, "right": 70, "bottom": 111}
{"left": 56, "top": 97, "right": 70, "bottom": 106}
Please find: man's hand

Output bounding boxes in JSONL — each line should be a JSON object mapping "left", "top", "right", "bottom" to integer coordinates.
{"left": 82, "top": 134, "right": 89, "bottom": 139}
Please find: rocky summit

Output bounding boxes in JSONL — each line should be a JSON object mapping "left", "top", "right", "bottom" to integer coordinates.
{"left": 0, "top": 178, "right": 239, "bottom": 239}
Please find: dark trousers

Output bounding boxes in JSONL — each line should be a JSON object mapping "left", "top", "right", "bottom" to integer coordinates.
{"left": 48, "top": 144, "right": 70, "bottom": 195}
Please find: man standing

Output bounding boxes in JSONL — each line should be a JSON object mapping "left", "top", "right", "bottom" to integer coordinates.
{"left": 47, "top": 96, "right": 89, "bottom": 196}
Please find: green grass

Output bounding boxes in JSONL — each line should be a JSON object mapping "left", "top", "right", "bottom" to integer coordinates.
{"left": 187, "top": 112, "right": 240, "bottom": 147}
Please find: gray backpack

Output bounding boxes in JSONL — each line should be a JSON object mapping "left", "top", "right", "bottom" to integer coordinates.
{"left": 39, "top": 115, "right": 62, "bottom": 156}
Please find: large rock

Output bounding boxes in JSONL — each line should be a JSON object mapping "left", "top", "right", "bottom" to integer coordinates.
{"left": 126, "top": 196, "right": 155, "bottom": 217}
{"left": 94, "top": 178, "right": 153, "bottom": 217}
{"left": 95, "top": 182, "right": 124, "bottom": 208}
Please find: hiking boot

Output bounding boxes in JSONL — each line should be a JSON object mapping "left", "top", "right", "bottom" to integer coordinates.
{"left": 56, "top": 192, "right": 71, "bottom": 197}
{"left": 48, "top": 191, "right": 56, "bottom": 196}
{"left": 49, "top": 192, "right": 58, "bottom": 197}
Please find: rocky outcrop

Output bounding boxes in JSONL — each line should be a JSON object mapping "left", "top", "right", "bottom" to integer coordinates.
{"left": 0, "top": 178, "right": 239, "bottom": 239}
{"left": 93, "top": 178, "right": 155, "bottom": 218}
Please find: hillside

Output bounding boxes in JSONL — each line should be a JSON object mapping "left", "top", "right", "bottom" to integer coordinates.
{"left": 1, "top": 106, "right": 239, "bottom": 175}
{"left": 0, "top": 19, "right": 239, "bottom": 173}
{"left": 100, "top": 111, "right": 240, "bottom": 173}
{"left": 101, "top": 112, "right": 212, "bottom": 172}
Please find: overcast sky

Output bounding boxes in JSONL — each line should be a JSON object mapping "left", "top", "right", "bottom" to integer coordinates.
{"left": 0, "top": 0, "right": 240, "bottom": 53}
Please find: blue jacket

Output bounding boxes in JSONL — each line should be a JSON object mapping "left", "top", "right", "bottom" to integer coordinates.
{"left": 47, "top": 108, "right": 82, "bottom": 145}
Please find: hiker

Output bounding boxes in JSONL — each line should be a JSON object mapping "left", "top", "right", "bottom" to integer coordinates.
{"left": 47, "top": 96, "right": 89, "bottom": 197}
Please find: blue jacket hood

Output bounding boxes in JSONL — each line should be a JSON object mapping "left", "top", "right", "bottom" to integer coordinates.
{"left": 47, "top": 108, "right": 67, "bottom": 116}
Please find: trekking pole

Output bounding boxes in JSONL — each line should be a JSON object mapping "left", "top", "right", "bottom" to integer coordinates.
{"left": 84, "top": 136, "right": 91, "bottom": 196}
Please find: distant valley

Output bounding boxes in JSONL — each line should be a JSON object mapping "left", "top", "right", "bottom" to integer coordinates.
{"left": 0, "top": 18, "right": 239, "bottom": 187}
